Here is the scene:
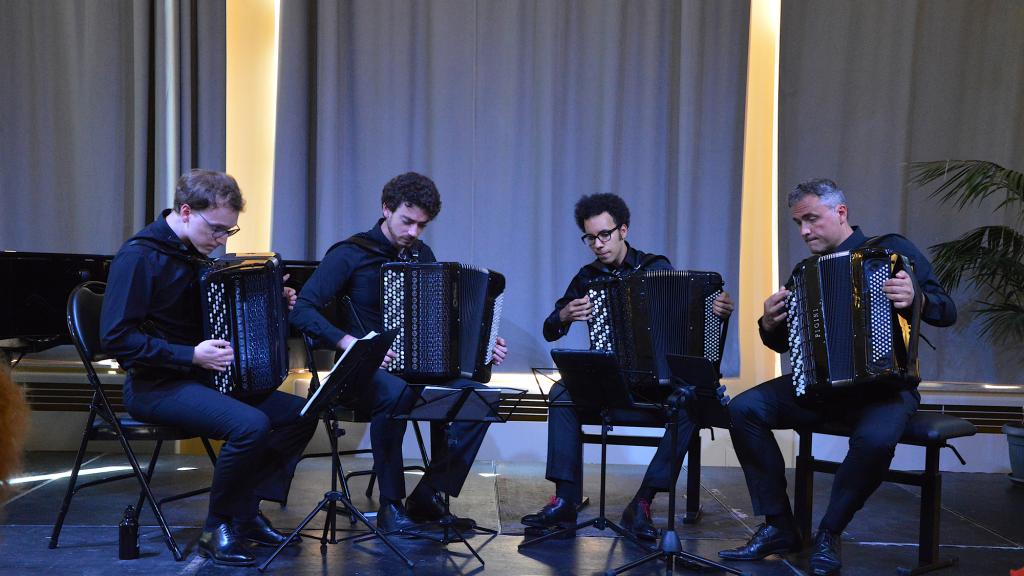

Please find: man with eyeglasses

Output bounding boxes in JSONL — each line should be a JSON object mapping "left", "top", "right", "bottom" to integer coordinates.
{"left": 289, "top": 171, "right": 509, "bottom": 533}
{"left": 521, "top": 193, "right": 734, "bottom": 541}
{"left": 101, "top": 169, "right": 317, "bottom": 566}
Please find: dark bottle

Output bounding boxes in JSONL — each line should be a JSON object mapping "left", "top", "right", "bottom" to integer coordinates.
{"left": 118, "top": 505, "right": 140, "bottom": 560}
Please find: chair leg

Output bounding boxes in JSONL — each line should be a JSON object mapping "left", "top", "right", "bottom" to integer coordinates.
{"left": 200, "top": 437, "right": 218, "bottom": 465}
{"left": 134, "top": 440, "right": 164, "bottom": 517}
{"left": 684, "top": 430, "right": 703, "bottom": 523}
{"left": 49, "top": 410, "right": 97, "bottom": 548}
{"left": 115, "top": 434, "right": 183, "bottom": 561}
{"left": 794, "top": 431, "right": 815, "bottom": 546}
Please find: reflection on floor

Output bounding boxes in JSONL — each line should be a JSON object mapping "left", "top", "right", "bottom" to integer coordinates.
{"left": 1, "top": 451, "right": 1021, "bottom": 575}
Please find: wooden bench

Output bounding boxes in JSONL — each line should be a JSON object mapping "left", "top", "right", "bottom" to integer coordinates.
{"left": 794, "top": 411, "right": 977, "bottom": 576}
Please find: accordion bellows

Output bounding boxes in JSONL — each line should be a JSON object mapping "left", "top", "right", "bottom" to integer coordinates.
{"left": 200, "top": 253, "right": 289, "bottom": 396}
{"left": 381, "top": 262, "right": 504, "bottom": 383}
{"left": 786, "top": 247, "right": 922, "bottom": 398}
{"left": 585, "top": 270, "right": 726, "bottom": 388}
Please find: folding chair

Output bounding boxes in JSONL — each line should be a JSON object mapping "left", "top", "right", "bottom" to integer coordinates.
{"left": 49, "top": 281, "right": 217, "bottom": 561}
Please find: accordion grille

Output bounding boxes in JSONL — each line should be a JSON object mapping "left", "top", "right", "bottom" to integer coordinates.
{"left": 202, "top": 259, "right": 282, "bottom": 395}
{"left": 864, "top": 259, "right": 894, "bottom": 363}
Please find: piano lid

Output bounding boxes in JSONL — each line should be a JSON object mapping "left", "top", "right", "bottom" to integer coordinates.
{"left": 1, "top": 251, "right": 111, "bottom": 352}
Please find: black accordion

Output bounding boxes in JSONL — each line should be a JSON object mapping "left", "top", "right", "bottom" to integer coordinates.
{"left": 200, "top": 253, "right": 289, "bottom": 396}
{"left": 785, "top": 247, "right": 922, "bottom": 399}
{"left": 381, "top": 262, "right": 505, "bottom": 383}
{"left": 586, "top": 270, "right": 727, "bottom": 390}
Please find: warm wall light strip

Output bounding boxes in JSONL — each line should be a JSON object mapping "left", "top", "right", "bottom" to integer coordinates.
{"left": 225, "top": 0, "right": 279, "bottom": 254}
{"left": 737, "top": 0, "right": 782, "bottom": 395}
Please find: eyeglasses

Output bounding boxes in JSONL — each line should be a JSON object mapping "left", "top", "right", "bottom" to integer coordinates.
{"left": 581, "top": 225, "right": 622, "bottom": 246}
{"left": 196, "top": 211, "right": 241, "bottom": 240}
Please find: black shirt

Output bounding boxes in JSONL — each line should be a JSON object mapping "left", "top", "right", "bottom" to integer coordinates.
{"left": 543, "top": 244, "right": 671, "bottom": 342}
{"left": 100, "top": 209, "right": 207, "bottom": 386}
{"left": 289, "top": 220, "right": 437, "bottom": 349}
{"left": 759, "top": 226, "right": 957, "bottom": 353}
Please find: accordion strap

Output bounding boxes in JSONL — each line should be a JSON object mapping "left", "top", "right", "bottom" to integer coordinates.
{"left": 126, "top": 238, "right": 208, "bottom": 267}
{"left": 329, "top": 234, "right": 425, "bottom": 262}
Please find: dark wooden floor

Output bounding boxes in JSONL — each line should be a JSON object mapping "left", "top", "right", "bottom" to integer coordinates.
{"left": 2, "top": 451, "right": 1021, "bottom": 575}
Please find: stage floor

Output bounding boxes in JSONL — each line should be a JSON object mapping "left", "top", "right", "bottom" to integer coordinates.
{"left": 1, "top": 451, "right": 1021, "bottom": 575}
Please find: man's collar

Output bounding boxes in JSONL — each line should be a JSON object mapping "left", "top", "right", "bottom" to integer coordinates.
{"left": 590, "top": 243, "right": 638, "bottom": 274}
{"left": 155, "top": 208, "right": 197, "bottom": 255}
{"left": 833, "top": 226, "right": 866, "bottom": 253}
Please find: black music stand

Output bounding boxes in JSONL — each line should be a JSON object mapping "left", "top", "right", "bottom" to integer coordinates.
{"left": 519, "top": 349, "right": 649, "bottom": 550}
{"left": 383, "top": 384, "right": 526, "bottom": 567}
{"left": 607, "top": 354, "right": 743, "bottom": 576}
{"left": 259, "top": 330, "right": 414, "bottom": 572}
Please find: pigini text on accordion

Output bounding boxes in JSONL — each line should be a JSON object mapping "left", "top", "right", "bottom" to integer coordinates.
{"left": 381, "top": 262, "right": 504, "bottom": 383}
{"left": 785, "top": 247, "right": 922, "bottom": 399}
{"left": 200, "top": 253, "right": 290, "bottom": 396}
{"left": 585, "top": 270, "right": 727, "bottom": 393}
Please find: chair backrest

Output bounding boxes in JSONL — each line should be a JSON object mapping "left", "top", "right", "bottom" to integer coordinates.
{"left": 67, "top": 281, "right": 106, "bottom": 363}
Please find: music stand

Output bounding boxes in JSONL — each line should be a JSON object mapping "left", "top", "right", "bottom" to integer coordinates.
{"left": 384, "top": 383, "right": 527, "bottom": 567}
{"left": 519, "top": 349, "right": 652, "bottom": 550}
{"left": 259, "top": 330, "right": 414, "bottom": 572}
{"left": 606, "top": 353, "right": 743, "bottom": 576}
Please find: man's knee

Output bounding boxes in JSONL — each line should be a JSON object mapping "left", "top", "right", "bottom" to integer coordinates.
{"left": 231, "top": 411, "right": 272, "bottom": 445}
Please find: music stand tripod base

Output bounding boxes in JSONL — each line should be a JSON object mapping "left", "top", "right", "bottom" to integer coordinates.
{"left": 259, "top": 330, "right": 414, "bottom": 571}
{"left": 380, "top": 384, "right": 526, "bottom": 567}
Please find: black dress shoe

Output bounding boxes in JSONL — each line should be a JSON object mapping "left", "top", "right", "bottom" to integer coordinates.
{"left": 809, "top": 529, "right": 842, "bottom": 575}
{"left": 234, "top": 512, "right": 300, "bottom": 547}
{"left": 718, "top": 523, "right": 801, "bottom": 561}
{"left": 406, "top": 488, "right": 446, "bottom": 522}
{"left": 377, "top": 501, "right": 418, "bottom": 533}
{"left": 620, "top": 497, "right": 658, "bottom": 541}
{"left": 521, "top": 496, "right": 577, "bottom": 528}
{"left": 196, "top": 523, "right": 255, "bottom": 566}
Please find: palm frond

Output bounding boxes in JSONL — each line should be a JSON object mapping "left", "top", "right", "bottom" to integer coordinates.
{"left": 973, "top": 301, "right": 1024, "bottom": 344}
{"left": 930, "top": 226, "right": 1024, "bottom": 293}
{"left": 908, "top": 160, "right": 1024, "bottom": 221}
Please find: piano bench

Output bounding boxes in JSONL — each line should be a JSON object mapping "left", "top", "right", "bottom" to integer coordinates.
{"left": 794, "top": 412, "right": 976, "bottom": 575}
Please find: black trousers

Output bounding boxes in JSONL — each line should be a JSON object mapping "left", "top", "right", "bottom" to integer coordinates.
{"left": 125, "top": 378, "right": 317, "bottom": 521}
{"left": 728, "top": 374, "right": 919, "bottom": 533}
{"left": 368, "top": 369, "right": 490, "bottom": 501}
{"left": 544, "top": 381, "right": 696, "bottom": 505}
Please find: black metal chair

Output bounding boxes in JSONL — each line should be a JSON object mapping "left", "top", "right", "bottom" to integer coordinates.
{"left": 49, "top": 281, "right": 217, "bottom": 561}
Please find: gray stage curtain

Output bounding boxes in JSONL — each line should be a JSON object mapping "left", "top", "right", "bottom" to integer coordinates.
{"left": 273, "top": 0, "right": 750, "bottom": 376}
{"left": 0, "top": 0, "right": 225, "bottom": 255}
{"left": 779, "top": 0, "right": 1024, "bottom": 383}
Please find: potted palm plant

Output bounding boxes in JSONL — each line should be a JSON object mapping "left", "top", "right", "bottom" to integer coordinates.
{"left": 908, "top": 160, "right": 1024, "bottom": 483}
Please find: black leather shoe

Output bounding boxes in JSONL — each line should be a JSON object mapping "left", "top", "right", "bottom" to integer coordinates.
{"left": 718, "top": 523, "right": 801, "bottom": 561}
{"left": 521, "top": 496, "right": 577, "bottom": 528}
{"left": 809, "top": 529, "right": 842, "bottom": 575}
{"left": 406, "top": 488, "right": 446, "bottom": 522}
{"left": 234, "top": 512, "right": 299, "bottom": 547}
{"left": 377, "top": 501, "right": 418, "bottom": 533}
{"left": 196, "top": 523, "right": 255, "bottom": 566}
{"left": 621, "top": 497, "right": 658, "bottom": 541}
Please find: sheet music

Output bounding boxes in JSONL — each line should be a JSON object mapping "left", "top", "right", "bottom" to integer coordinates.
{"left": 300, "top": 331, "right": 379, "bottom": 417}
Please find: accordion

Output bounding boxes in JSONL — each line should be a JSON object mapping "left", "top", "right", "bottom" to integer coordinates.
{"left": 586, "top": 270, "right": 727, "bottom": 390}
{"left": 200, "top": 253, "right": 290, "bottom": 396}
{"left": 785, "top": 247, "right": 922, "bottom": 399}
{"left": 381, "top": 262, "right": 505, "bottom": 383}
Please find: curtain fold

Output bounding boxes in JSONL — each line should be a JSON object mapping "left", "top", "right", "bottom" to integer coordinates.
{"left": 0, "top": 0, "right": 226, "bottom": 254}
{"left": 779, "top": 0, "right": 1024, "bottom": 383}
{"left": 273, "top": 0, "right": 750, "bottom": 375}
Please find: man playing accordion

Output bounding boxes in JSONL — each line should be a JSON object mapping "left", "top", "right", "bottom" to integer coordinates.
{"left": 101, "top": 170, "right": 317, "bottom": 566}
{"left": 719, "top": 179, "right": 957, "bottom": 576}
{"left": 289, "top": 172, "right": 509, "bottom": 533}
{"left": 521, "top": 193, "right": 734, "bottom": 542}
